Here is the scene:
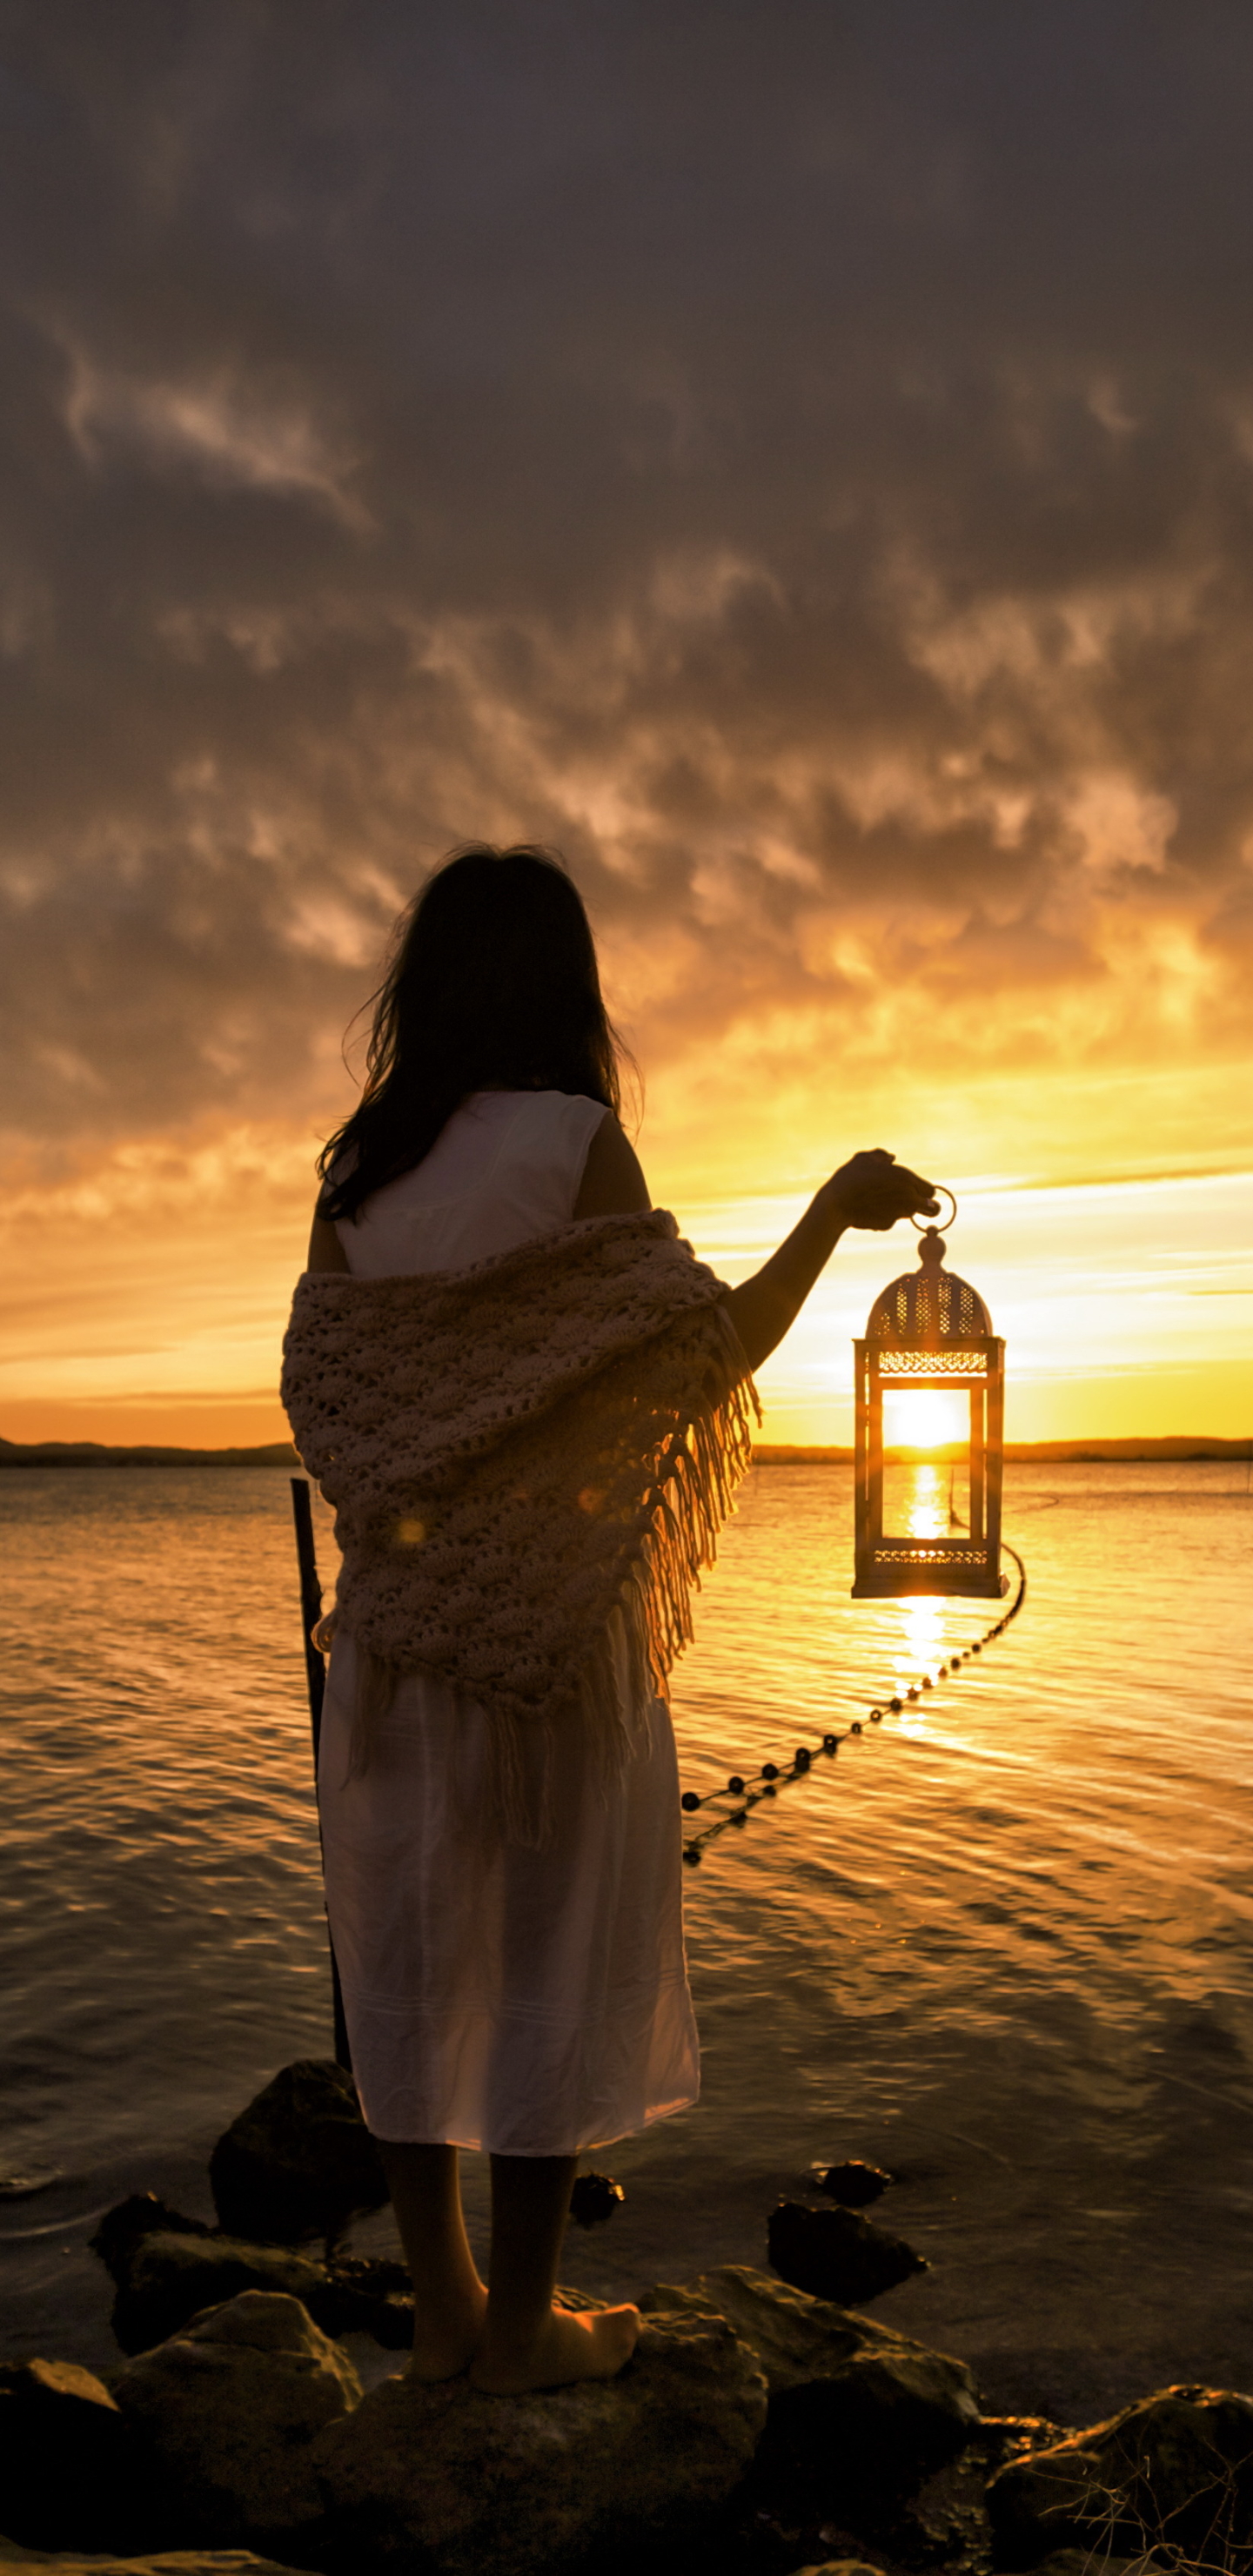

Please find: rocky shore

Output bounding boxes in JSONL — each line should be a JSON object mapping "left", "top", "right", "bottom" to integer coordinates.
{"left": 3, "top": 2060, "right": 1250, "bottom": 2576}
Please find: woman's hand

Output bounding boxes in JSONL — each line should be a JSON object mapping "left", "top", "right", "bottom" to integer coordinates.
{"left": 723, "top": 1148, "right": 940, "bottom": 1371}
{"left": 826, "top": 1150, "right": 939, "bottom": 1233}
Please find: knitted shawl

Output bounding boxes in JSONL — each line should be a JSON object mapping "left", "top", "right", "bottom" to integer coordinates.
{"left": 281, "top": 1210, "right": 758, "bottom": 1840}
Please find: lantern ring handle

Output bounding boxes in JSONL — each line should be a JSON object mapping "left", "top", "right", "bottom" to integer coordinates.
{"left": 911, "top": 1184, "right": 956, "bottom": 1232}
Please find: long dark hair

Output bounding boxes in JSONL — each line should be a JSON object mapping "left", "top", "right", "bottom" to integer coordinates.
{"left": 318, "top": 843, "right": 627, "bottom": 1222}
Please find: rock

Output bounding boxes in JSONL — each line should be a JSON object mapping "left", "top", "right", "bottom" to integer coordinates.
{"left": 790, "top": 2563, "right": 891, "bottom": 2576}
{"left": 93, "top": 2197, "right": 415, "bottom": 2356}
{"left": 0, "top": 2549, "right": 303, "bottom": 2571}
{"left": 979, "top": 2415, "right": 1075, "bottom": 2462}
{"left": 987, "top": 2383, "right": 1253, "bottom": 2570}
{"left": 101, "top": 2227, "right": 332, "bottom": 2358}
{"left": 0, "top": 2359, "right": 154, "bottom": 2555}
{"left": 641, "top": 2265, "right": 979, "bottom": 2501}
{"left": 90, "top": 2197, "right": 211, "bottom": 2285}
{"left": 1028, "top": 2558, "right": 1149, "bottom": 2576}
{"left": 312, "top": 2254, "right": 414, "bottom": 2349}
{"left": 312, "top": 2304, "right": 768, "bottom": 2575}
{"left": 208, "top": 2060, "right": 388, "bottom": 2246}
{"left": 568, "top": 2171, "right": 626, "bottom": 2227}
{"left": 768, "top": 2200, "right": 928, "bottom": 2304}
{"left": 111, "top": 2291, "right": 360, "bottom": 2557}
{"left": 813, "top": 2162, "right": 893, "bottom": 2207}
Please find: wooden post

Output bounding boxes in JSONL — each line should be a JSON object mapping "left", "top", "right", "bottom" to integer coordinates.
{"left": 291, "top": 1479, "right": 326, "bottom": 1763}
{"left": 290, "top": 1478, "right": 352, "bottom": 2072}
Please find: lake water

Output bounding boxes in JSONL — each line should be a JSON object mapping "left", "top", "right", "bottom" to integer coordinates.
{"left": 2, "top": 1459, "right": 1251, "bottom": 2424}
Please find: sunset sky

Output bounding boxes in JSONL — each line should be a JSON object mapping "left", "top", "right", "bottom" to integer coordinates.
{"left": 1, "top": 3, "right": 1250, "bottom": 1449}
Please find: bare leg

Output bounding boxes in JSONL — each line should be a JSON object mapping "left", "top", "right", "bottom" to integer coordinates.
{"left": 469, "top": 2152, "right": 640, "bottom": 2393}
{"left": 374, "top": 2138, "right": 487, "bottom": 2381}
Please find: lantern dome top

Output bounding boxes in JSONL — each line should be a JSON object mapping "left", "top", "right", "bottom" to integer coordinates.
{"left": 866, "top": 1227, "right": 992, "bottom": 1348}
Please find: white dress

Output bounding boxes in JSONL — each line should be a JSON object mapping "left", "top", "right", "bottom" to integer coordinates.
{"left": 318, "top": 1089, "right": 700, "bottom": 2155}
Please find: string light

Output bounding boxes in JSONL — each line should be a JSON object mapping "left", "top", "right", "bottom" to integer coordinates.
{"left": 680, "top": 1544, "right": 1027, "bottom": 1864}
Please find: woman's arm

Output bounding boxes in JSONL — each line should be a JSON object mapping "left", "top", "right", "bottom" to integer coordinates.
{"left": 724, "top": 1150, "right": 937, "bottom": 1372}
{"left": 573, "top": 1116, "right": 652, "bottom": 1218}
{"left": 306, "top": 1212, "right": 351, "bottom": 1273}
{"left": 575, "top": 1121, "right": 935, "bottom": 1372}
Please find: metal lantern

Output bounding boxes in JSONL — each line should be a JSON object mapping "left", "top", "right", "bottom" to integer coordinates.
{"left": 853, "top": 1191, "right": 1007, "bottom": 1600}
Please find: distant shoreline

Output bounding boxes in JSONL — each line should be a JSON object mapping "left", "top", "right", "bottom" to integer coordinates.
{"left": 0, "top": 1437, "right": 303, "bottom": 1470}
{"left": 754, "top": 1438, "right": 1252, "bottom": 1464}
{"left": 1, "top": 1433, "right": 1249, "bottom": 1469}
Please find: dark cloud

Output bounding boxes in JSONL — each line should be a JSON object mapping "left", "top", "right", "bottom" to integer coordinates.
{"left": 2, "top": 0, "right": 1252, "bottom": 1160}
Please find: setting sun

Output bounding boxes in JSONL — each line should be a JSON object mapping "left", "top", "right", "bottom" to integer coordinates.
{"left": 882, "top": 1389, "right": 968, "bottom": 1452}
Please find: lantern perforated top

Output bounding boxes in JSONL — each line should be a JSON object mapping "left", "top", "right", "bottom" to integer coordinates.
{"left": 867, "top": 1228, "right": 992, "bottom": 1350}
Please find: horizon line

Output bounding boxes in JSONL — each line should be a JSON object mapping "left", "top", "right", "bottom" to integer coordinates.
{"left": 1, "top": 1432, "right": 1249, "bottom": 1468}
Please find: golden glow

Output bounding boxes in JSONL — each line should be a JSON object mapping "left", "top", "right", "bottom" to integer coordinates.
{"left": 0, "top": 1076, "right": 1249, "bottom": 1451}
{"left": 679, "top": 1157, "right": 1252, "bottom": 1449}
{"left": 0, "top": 1123, "right": 1248, "bottom": 1463}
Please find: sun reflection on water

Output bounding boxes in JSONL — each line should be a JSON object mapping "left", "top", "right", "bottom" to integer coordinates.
{"left": 896, "top": 1593, "right": 947, "bottom": 1684}
{"left": 863, "top": 1465, "right": 983, "bottom": 1712}
{"left": 882, "top": 1457, "right": 969, "bottom": 1543}
{"left": 908, "top": 1461, "right": 945, "bottom": 1539}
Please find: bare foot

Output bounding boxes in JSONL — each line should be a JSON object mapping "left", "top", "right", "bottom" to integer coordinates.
{"left": 469, "top": 2299, "right": 641, "bottom": 2393}
{"left": 408, "top": 2279, "right": 489, "bottom": 2382}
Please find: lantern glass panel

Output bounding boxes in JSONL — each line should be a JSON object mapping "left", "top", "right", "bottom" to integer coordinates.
{"left": 881, "top": 1389, "right": 969, "bottom": 1539}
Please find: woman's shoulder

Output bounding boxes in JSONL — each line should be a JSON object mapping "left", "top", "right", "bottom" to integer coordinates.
{"left": 526, "top": 1087, "right": 611, "bottom": 1130}
{"left": 477, "top": 1087, "right": 604, "bottom": 1149}
{"left": 503, "top": 1088, "right": 611, "bottom": 1179}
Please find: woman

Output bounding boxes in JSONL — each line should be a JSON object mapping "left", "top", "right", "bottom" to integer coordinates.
{"left": 285, "top": 842, "right": 935, "bottom": 2394}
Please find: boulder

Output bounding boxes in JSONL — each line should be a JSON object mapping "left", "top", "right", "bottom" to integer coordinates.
{"left": 641, "top": 2265, "right": 978, "bottom": 2501}
{"left": 312, "top": 2304, "right": 768, "bottom": 2575}
{"left": 103, "top": 2228, "right": 331, "bottom": 2358}
{"left": 92, "top": 2197, "right": 414, "bottom": 2355}
{"left": 768, "top": 2200, "right": 928, "bottom": 2304}
{"left": 0, "top": 2358, "right": 154, "bottom": 2555}
{"left": 0, "top": 2549, "right": 303, "bottom": 2571}
{"left": 209, "top": 2060, "right": 388, "bottom": 2245}
{"left": 987, "top": 2384, "right": 1253, "bottom": 2570}
{"left": 111, "top": 2291, "right": 360, "bottom": 2558}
